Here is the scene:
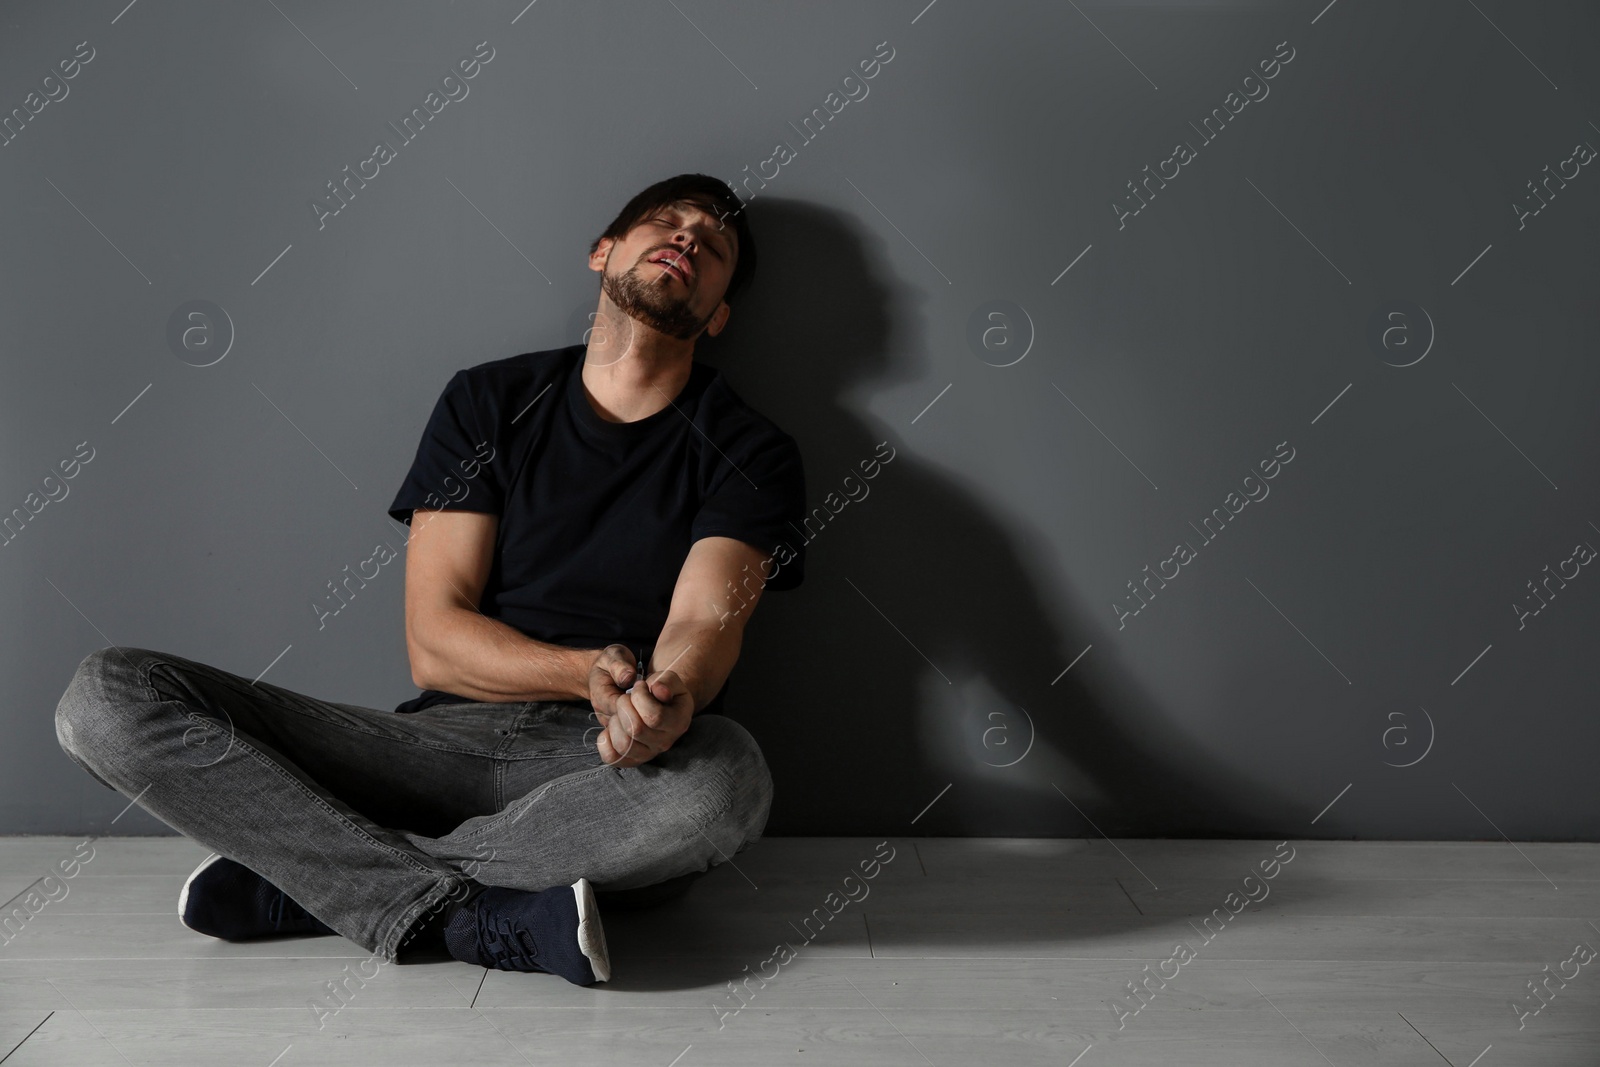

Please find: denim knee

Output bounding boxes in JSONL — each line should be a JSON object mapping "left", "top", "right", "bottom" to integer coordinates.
{"left": 55, "top": 646, "right": 149, "bottom": 785}
{"left": 686, "top": 714, "right": 774, "bottom": 851}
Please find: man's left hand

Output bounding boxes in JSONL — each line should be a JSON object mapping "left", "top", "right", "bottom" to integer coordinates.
{"left": 596, "top": 669, "right": 694, "bottom": 768}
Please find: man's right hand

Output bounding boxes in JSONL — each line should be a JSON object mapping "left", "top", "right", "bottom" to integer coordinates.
{"left": 587, "top": 644, "right": 648, "bottom": 766}
{"left": 587, "top": 644, "right": 639, "bottom": 722}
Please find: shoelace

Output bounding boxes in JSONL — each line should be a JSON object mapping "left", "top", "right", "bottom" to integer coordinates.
{"left": 475, "top": 906, "right": 541, "bottom": 970}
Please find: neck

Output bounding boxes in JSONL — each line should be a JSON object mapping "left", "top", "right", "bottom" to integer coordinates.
{"left": 581, "top": 299, "right": 696, "bottom": 423}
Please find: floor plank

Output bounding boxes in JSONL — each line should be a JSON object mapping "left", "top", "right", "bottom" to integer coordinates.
{"left": 3, "top": 1006, "right": 528, "bottom": 1067}
{"left": 866, "top": 911, "right": 1600, "bottom": 963}
{"left": 914, "top": 837, "right": 1600, "bottom": 883}
{"left": 0, "top": 957, "right": 476, "bottom": 1011}
{"left": 1120, "top": 877, "right": 1598, "bottom": 918}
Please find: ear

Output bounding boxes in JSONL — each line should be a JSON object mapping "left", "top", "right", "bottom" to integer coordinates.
{"left": 704, "top": 301, "right": 732, "bottom": 337}
{"left": 588, "top": 237, "right": 614, "bottom": 274}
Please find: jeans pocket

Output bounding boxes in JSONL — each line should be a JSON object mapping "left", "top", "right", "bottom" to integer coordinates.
{"left": 509, "top": 703, "right": 602, "bottom": 759}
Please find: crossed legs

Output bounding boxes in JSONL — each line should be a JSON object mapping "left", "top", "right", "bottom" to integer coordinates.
{"left": 53, "top": 646, "right": 773, "bottom": 960}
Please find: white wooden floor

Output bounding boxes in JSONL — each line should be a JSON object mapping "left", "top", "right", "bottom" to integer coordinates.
{"left": 2, "top": 835, "right": 1597, "bottom": 1066}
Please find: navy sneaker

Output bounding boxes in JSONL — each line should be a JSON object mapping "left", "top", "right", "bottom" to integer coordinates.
{"left": 444, "top": 878, "right": 611, "bottom": 985}
{"left": 178, "top": 853, "right": 337, "bottom": 940}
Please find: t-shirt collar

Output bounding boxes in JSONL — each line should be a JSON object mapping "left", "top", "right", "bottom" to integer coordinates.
{"left": 564, "top": 343, "right": 710, "bottom": 440}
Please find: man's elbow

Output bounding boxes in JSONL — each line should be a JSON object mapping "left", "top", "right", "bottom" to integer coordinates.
{"left": 405, "top": 617, "right": 439, "bottom": 691}
{"left": 407, "top": 648, "right": 434, "bottom": 691}
{"left": 409, "top": 659, "right": 433, "bottom": 691}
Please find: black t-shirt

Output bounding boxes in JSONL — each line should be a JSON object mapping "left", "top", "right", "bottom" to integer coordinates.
{"left": 386, "top": 344, "right": 807, "bottom": 716}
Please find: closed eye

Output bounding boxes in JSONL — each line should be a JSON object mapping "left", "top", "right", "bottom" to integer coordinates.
{"left": 653, "top": 213, "right": 728, "bottom": 260}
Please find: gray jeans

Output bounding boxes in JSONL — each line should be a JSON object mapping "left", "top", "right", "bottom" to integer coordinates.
{"left": 53, "top": 646, "right": 774, "bottom": 960}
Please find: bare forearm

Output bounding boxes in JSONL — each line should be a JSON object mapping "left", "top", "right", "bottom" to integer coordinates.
{"left": 650, "top": 619, "right": 743, "bottom": 713}
{"left": 412, "top": 606, "right": 596, "bottom": 702}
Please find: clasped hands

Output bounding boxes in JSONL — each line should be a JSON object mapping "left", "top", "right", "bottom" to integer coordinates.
{"left": 586, "top": 644, "right": 694, "bottom": 768}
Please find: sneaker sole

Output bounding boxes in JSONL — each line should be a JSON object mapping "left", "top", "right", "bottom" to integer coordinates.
{"left": 572, "top": 877, "right": 611, "bottom": 983}
{"left": 178, "top": 852, "right": 223, "bottom": 931}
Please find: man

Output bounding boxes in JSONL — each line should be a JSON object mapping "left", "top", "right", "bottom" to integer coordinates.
{"left": 53, "top": 173, "right": 807, "bottom": 986}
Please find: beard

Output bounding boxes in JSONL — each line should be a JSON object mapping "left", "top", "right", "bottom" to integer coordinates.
{"left": 600, "top": 253, "right": 716, "bottom": 341}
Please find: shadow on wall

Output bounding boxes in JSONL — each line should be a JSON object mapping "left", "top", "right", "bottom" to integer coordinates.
{"left": 695, "top": 198, "right": 1304, "bottom": 839}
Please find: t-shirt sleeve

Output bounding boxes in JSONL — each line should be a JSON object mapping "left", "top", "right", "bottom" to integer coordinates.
{"left": 388, "top": 370, "right": 506, "bottom": 525}
{"left": 692, "top": 429, "right": 807, "bottom": 591}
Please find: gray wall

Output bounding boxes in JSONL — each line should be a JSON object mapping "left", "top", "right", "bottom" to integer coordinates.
{"left": 4, "top": 1, "right": 1596, "bottom": 839}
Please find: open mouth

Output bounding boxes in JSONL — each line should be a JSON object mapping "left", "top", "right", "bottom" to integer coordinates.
{"left": 648, "top": 250, "right": 692, "bottom": 284}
